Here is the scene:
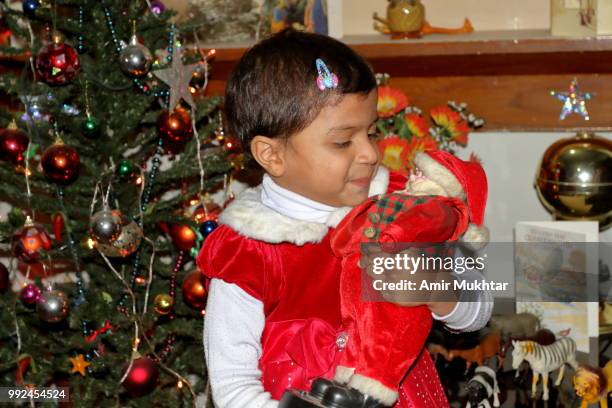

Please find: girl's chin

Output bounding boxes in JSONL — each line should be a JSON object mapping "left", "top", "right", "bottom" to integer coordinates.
{"left": 341, "top": 191, "right": 370, "bottom": 207}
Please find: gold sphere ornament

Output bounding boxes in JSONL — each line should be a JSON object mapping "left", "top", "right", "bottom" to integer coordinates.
{"left": 535, "top": 132, "right": 612, "bottom": 230}
{"left": 154, "top": 294, "right": 174, "bottom": 315}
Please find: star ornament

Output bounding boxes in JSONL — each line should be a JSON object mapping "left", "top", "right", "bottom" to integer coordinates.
{"left": 69, "top": 354, "right": 91, "bottom": 376}
{"left": 154, "top": 45, "right": 199, "bottom": 111}
{"left": 550, "top": 78, "right": 593, "bottom": 121}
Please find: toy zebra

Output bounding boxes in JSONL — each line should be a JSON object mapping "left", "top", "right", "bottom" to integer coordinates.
{"left": 465, "top": 366, "right": 500, "bottom": 408}
{"left": 511, "top": 337, "right": 579, "bottom": 401}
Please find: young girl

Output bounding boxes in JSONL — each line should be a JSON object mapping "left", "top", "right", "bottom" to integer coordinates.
{"left": 197, "top": 29, "right": 492, "bottom": 408}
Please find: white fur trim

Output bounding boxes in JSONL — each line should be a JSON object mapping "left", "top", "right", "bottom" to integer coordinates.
{"left": 219, "top": 187, "right": 329, "bottom": 245}
{"left": 369, "top": 166, "right": 390, "bottom": 197}
{"left": 218, "top": 166, "right": 391, "bottom": 244}
{"left": 333, "top": 366, "right": 355, "bottom": 385}
{"left": 461, "top": 224, "right": 490, "bottom": 251}
{"left": 413, "top": 153, "right": 465, "bottom": 199}
{"left": 347, "top": 374, "right": 398, "bottom": 406}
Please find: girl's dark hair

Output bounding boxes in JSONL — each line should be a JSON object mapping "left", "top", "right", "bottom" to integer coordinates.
{"left": 224, "top": 29, "right": 377, "bottom": 152}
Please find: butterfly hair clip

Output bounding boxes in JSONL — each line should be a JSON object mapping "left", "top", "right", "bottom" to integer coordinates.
{"left": 315, "top": 58, "right": 339, "bottom": 91}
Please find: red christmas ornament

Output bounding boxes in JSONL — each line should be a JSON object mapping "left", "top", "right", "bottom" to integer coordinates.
{"left": 224, "top": 137, "right": 241, "bottom": 153}
{"left": 41, "top": 141, "right": 80, "bottom": 184}
{"left": 182, "top": 270, "right": 207, "bottom": 310}
{"left": 15, "top": 356, "right": 31, "bottom": 385}
{"left": 11, "top": 216, "right": 52, "bottom": 263}
{"left": 192, "top": 203, "right": 221, "bottom": 223}
{"left": 123, "top": 357, "right": 159, "bottom": 397}
{"left": 157, "top": 108, "right": 193, "bottom": 144}
{"left": 158, "top": 222, "right": 170, "bottom": 235}
{"left": 0, "top": 17, "right": 11, "bottom": 46}
{"left": 51, "top": 213, "right": 64, "bottom": 243}
{"left": 0, "top": 121, "right": 29, "bottom": 166}
{"left": 35, "top": 36, "right": 80, "bottom": 86}
{"left": 169, "top": 224, "right": 197, "bottom": 251}
{"left": 0, "top": 262, "right": 9, "bottom": 293}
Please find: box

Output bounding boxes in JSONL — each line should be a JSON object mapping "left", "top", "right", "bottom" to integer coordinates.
{"left": 551, "top": 0, "right": 612, "bottom": 36}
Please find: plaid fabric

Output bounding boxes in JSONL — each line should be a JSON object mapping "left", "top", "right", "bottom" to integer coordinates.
{"left": 361, "top": 193, "right": 455, "bottom": 259}
{"left": 362, "top": 193, "right": 430, "bottom": 242}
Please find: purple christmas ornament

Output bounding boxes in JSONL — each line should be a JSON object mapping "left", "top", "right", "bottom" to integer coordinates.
{"left": 20, "top": 283, "right": 41, "bottom": 306}
{"left": 150, "top": 0, "right": 165, "bottom": 15}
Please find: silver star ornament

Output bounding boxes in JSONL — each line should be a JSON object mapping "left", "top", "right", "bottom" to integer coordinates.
{"left": 154, "top": 46, "right": 199, "bottom": 111}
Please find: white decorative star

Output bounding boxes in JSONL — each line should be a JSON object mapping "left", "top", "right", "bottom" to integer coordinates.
{"left": 154, "top": 46, "right": 199, "bottom": 111}
{"left": 550, "top": 78, "right": 592, "bottom": 121}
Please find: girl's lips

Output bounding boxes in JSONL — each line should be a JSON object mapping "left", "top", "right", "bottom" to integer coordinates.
{"left": 350, "top": 177, "right": 372, "bottom": 187}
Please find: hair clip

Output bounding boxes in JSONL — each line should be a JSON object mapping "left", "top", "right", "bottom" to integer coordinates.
{"left": 315, "top": 58, "right": 338, "bottom": 91}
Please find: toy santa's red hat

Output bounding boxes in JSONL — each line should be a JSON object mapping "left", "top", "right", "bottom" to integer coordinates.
{"left": 413, "top": 150, "right": 489, "bottom": 250}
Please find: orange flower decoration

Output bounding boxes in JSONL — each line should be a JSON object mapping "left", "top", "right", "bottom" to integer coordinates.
{"left": 377, "top": 135, "right": 411, "bottom": 175}
{"left": 430, "top": 106, "right": 469, "bottom": 146}
{"left": 377, "top": 86, "right": 409, "bottom": 118}
{"left": 404, "top": 113, "right": 429, "bottom": 138}
{"left": 404, "top": 136, "right": 438, "bottom": 172}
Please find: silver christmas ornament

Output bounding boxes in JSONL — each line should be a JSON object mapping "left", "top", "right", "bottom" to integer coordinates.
{"left": 119, "top": 35, "right": 153, "bottom": 77}
{"left": 90, "top": 208, "right": 123, "bottom": 244}
{"left": 96, "top": 220, "right": 143, "bottom": 257}
{"left": 36, "top": 290, "right": 69, "bottom": 323}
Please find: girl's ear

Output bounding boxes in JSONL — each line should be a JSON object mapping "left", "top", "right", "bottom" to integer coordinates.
{"left": 250, "top": 135, "right": 286, "bottom": 177}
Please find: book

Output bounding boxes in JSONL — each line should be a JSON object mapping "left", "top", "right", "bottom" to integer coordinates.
{"left": 514, "top": 221, "right": 599, "bottom": 360}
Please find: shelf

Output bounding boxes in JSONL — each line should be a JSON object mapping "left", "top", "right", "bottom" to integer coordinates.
{"left": 206, "top": 30, "right": 612, "bottom": 79}
{"left": 203, "top": 30, "right": 612, "bottom": 131}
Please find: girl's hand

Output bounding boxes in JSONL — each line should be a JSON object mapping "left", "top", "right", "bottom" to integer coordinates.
{"left": 361, "top": 247, "right": 458, "bottom": 310}
{"left": 427, "top": 301, "right": 457, "bottom": 315}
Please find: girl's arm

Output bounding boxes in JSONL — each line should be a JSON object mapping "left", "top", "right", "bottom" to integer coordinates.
{"left": 431, "top": 284, "right": 493, "bottom": 332}
{"left": 204, "top": 279, "right": 279, "bottom": 408}
{"left": 431, "top": 247, "right": 493, "bottom": 331}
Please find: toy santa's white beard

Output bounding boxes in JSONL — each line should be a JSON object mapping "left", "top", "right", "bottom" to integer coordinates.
{"left": 405, "top": 174, "right": 449, "bottom": 196}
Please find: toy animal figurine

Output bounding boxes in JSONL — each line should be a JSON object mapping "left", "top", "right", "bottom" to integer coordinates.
{"left": 511, "top": 338, "right": 579, "bottom": 401}
{"left": 447, "top": 332, "right": 501, "bottom": 373}
{"left": 499, "top": 328, "right": 556, "bottom": 368}
{"left": 373, "top": 0, "right": 473, "bottom": 39}
{"left": 465, "top": 366, "right": 500, "bottom": 408}
{"left": 427, "top": 342, "right": 449, "bottom": 362}
{"left": 489, "top": 313, "right": 540, "bottom": 340}
{"left": 373, "top": 0, "right": 425, "bottom": 38}
{"left": 600, "top": 302, "right": 612, "bottom": 326}
{"left": 573, "top": 361, "right": 612, "bottom": 408}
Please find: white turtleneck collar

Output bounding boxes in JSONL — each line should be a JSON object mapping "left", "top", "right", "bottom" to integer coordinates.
{"left": 261, "top": 174, "right": 342, "bottom": 224}
{"left": 218, "top": 166, "right": 391, "bottom": 245}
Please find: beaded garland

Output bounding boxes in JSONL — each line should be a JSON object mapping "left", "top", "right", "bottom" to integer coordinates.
{"left": 56, "top": 187, "right": 86, "bottom": 305}
{"left": 116, "top": 22, "right": 175, "bottom": 309}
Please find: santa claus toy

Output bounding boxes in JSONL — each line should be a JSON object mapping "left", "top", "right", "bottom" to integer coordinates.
{"left": 279, "top": 150, "right": 489, "bottom": 408}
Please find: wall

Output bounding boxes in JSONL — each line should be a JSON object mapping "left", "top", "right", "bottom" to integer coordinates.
{"left": 344, "top": 0, "right": 551, "bottom": 35}
{"left": 456, "top": 131, "right": 611, "bottom": 243}
{"left": 170, "top": 0, "right": 551, "bottom": 37}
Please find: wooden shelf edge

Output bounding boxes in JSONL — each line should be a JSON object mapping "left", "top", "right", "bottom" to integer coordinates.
{"left": 205, "top": 30, "right": 612, "bottom": 79}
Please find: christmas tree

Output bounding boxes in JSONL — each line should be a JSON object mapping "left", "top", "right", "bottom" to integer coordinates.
{"left": 0, "top": 1, "right": 239, "bottom": 406}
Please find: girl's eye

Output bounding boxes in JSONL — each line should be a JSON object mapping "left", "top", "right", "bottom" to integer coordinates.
{"left": 367, "top": 132, "right": 378, "bottom": 139}
{"left": 334, "top": 141, "right": 351, "bottom": 148}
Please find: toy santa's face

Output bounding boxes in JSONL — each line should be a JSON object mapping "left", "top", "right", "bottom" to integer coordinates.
{"left": 406, "top": 169, "right": 448, "bottom": 196}
{"left": 273, "top": 89, "right": 380, "bottom": 207}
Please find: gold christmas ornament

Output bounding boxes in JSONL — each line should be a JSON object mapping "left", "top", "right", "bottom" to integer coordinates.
{"left": 154, "top": 294, "right": 174, "bottom": 315}
{"left": 535, "top": 132, "right": 612, "bottom": 230}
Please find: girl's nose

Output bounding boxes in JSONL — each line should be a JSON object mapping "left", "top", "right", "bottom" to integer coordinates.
{"left": 357, "top": 136, "right": 379, "bottom": 165}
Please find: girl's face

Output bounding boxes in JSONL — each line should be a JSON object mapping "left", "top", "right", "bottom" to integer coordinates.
{"left": 274, "top": 89, "right": 380, "bottom": 207}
